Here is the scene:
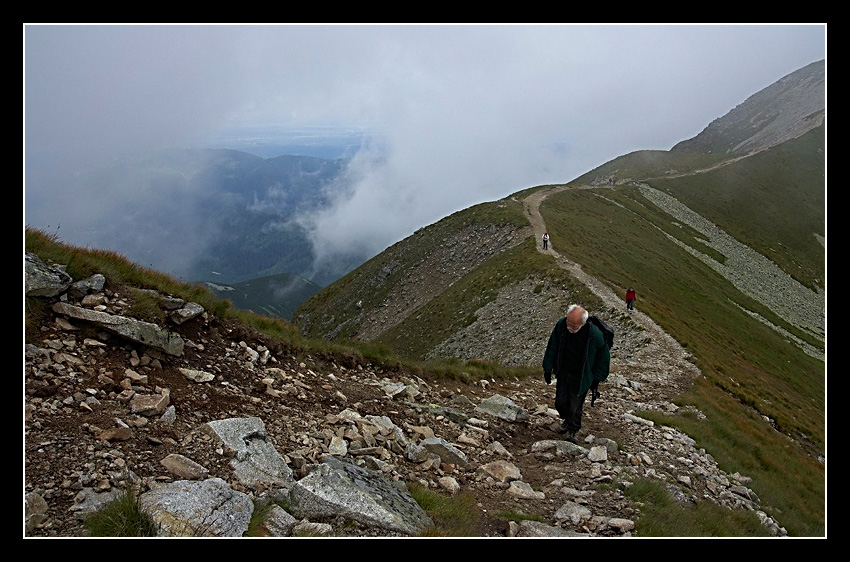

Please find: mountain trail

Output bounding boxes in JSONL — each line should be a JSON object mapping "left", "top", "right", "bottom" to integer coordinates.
{"left": 522, "top": 186, "right": 700, "bottom": 390}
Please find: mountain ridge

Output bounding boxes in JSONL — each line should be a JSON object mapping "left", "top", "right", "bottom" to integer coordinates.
{"left": 24, "top": 59, "right": 825, "bottom": 537}
{"left": 671, "top": 59, "right": 824, "bottom": 155}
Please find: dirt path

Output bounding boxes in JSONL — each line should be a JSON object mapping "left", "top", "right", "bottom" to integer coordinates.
{"left": 522, "top": 186, "right": 700, "bottom": 392}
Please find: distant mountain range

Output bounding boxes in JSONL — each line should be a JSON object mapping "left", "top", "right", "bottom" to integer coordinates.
{"left": 202, "top": 273, "right": 322, "bottom": 321}
{"left": 29, "top": 147, "right": 367, "bottom": 291}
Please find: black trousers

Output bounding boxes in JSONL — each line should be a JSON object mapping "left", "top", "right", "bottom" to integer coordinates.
{"left": 554, "top": 378, "right": 589, "bottom": 432}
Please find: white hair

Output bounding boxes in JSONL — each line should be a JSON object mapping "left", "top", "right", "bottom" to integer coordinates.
{"left": 566, "top": 304, "right": 589, "bottom": 325}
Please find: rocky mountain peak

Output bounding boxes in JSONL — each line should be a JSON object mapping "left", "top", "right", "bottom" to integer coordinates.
{"left": 671, "top": 59, "right": 825, "bottom": 155}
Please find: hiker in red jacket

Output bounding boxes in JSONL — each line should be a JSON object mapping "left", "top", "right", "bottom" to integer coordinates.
{"left": 625, "top": 287, "right": 636, "bottom": 312}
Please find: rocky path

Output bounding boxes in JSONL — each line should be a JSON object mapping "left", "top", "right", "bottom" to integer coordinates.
{"left": 24, "top": 178, "right": 790, "bottom": 537}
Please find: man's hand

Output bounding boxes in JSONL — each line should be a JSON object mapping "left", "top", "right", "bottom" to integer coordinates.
{"left": 544, "top": 370, "right": 552, "bottom": 385}
{"left": 590, "top": 381, "right": 600, "bottom": 406}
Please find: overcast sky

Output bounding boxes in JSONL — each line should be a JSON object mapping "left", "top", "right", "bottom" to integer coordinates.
{"left": 24, "top": 24, "right": 826, "bottom": 273}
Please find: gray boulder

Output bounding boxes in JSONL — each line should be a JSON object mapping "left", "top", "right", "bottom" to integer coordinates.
{"left": 51, "top": 302, "right": 184, "bottom": 356}
{"left": 25, "top": 253, "right": 73, "bottom": 297}
{"left": 475, "top": 394, "right": 529, "bottom": 422}
{"left": 420, "top": 437, "right": 470, "bottom": 467}
{"left": 287, "top": 456, "right": 433, "bottom": 536}
{"left": 201, "top": 417, "right": 294, "bottom": 488}
{"left": 139, "top": 478, "right": 254, "bottom": 537}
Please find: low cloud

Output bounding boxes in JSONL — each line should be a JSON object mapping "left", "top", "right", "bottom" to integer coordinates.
{"left": 25, "top": 25, "right": 825, "bottom": 282}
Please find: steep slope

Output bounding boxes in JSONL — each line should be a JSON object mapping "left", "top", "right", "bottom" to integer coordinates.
{"left": 671, "top": 59, "right": 824, "bottom": 155}
{"left": 24, "top": 250, "right": 786, "bottom": 537}
{"left": 294, "top": 200, "right": 535, "bottom": 344}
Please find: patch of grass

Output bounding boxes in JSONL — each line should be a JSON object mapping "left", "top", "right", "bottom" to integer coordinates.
{"left": 25, "top": 297, "right": 52, "bottom": 341}
{"left": 625, "top": 477, "right": 771, "bottom": 537}
{"left": 420, "top": 357, "right": 537, "bottom": 384}
{"left": 244, "top": 498, "right": 276, "bottom": 537}
{"left": 82, "top": 489, "right": 159, "bottom": 537}
{"left": 127, "top": 289, "right": 167, "bottom": 324}
{"left": 408, "top": 483, "right": 480, "bottom": 537}
{"left": 232, "top": 308, "right": 302, "bottom": 344}
{"left": 337, "top": 338, "right": 401, "bottom": 368}
{"left": 665, "top": 383, "right": 826, "bottom": 537}
{"left": 494, "top": 508, "right": 544, "bottom": 523}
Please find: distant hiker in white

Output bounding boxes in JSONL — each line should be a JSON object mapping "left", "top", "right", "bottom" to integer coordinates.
{"left": 542, "top": 232, "right": 550, "bottom": 250}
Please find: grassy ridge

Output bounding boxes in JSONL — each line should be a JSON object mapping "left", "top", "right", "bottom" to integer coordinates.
{"left": 571, "top": 149, "right": 729, "bottom": 185}
{"left": 539, "top": 152, "right": 825, "bottom": 535}
{"left": 375, "top": 236, "right": 601, "bottom": 360}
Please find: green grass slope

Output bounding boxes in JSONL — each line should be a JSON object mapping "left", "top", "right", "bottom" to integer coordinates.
{"left": 651, "top": 125, "right": 825, "bottom": 293}
{"left": 538, "top": 129, "right": 825, "bottom": 536}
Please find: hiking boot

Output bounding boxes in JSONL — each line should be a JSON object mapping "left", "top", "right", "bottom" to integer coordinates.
{"left": 556, "top": 419, "right": 570, "bottom": 434}
{"left": 566, "top": 431, "right": 578, "bottom": 444}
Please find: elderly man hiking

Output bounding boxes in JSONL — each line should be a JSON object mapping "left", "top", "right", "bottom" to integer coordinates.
{"left": 542, "top": 304, "right": 611, "bottom": 443}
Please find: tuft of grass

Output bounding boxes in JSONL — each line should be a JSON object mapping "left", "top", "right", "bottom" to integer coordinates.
{"left": 421, "top": 357, "right": 537, "bottom": 384}
{"left": 624, "top": 478, "right": 771, "bottom": 537}
{"left": 127, "top": 289, "right": 167, "bottom": 324}
{"left": 494, "top": 508, "right": 544, "bottom": 523}
{"left": 232, "top": 308, "right": 302, "bottom": 344}
{"left": 408, "top": 483, "right": 480, "bottom": 537}
{"left": 82, "top": 489, "right": 159, "bottom": 537}
{"left": 25, "top": 297, "right": 52, "bottom": 341}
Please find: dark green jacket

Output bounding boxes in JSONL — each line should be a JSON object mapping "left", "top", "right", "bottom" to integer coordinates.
{"left": 542, "top": 317, "right": 610, "bottom": 396}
